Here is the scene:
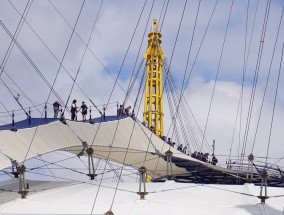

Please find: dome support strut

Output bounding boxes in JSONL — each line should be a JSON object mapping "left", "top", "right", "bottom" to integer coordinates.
{"left": 137, "top": 166, "right": 148, "bottom": 200}
{"left": 86, "top": 147, "right": 96, "bottom": 180}
{"left": 258, "top": 169, "right": 269, "bottom": 204}
{"left": 17, "top": 164, "right": 28, "bottom": 199}
{"left": 246, "top": 153, "right": 254, "bottom": 182}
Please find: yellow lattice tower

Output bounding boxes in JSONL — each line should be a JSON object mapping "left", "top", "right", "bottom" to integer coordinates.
{"left": 143, "top": 19, "right": 165, "bottom": 136}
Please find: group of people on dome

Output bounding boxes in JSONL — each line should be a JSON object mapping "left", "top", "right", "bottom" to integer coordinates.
{"left": 117, "top": 105, "right": 132, "bottom": 117}
{"left": 191, "top": 151, "right": 218, "bottom": 165}
{"left": 161, "top": 135, "right": 218, "bottom": 165}
{"left": 141, "top": 122, "right": 218, "bottom": 166}
{"left": 54, "top": 100, "right": 219, "bottom": 166}
{"left": 53, "top": 100, "right": 88, "bottom": 121}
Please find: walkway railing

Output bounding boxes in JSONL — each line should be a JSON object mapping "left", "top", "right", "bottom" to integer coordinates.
{"left": 0, "top": 101, "right": 120, "bottom": 128}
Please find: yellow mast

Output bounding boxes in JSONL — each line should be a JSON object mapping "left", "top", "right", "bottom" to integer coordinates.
{"left": 143, "top": 19, "right": 165, "bottom": 136}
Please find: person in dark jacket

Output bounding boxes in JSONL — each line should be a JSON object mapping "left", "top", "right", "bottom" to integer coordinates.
{"left": 53, "top": 101, "right": 61, "bottom": 118}
{"left": 80, "top": 101, "right": 88, "bottom": 121}
{"left": 71, "top": 100, "right": 78, "bottom": 121}
{"left": 212, "top": 155, "right": 218, "bottom": 165}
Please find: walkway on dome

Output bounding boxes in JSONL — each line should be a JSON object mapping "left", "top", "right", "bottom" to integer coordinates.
{"left": 154, "top": 156, "right": 284, "bottom": 187}
{"left": 0, "top": 116, "right": 282, "bottom": 186}
{"left": 0, "top": 115, "right": 126, "bottom": 130}
{"left": 0, "top": 116, "right": 238, "bottom": 180}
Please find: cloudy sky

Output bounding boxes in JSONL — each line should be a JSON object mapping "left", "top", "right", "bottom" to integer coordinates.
{"left": 0, "top": 0, "right": 284, "bottom": 168}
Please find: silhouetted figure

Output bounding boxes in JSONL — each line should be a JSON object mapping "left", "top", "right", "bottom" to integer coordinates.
{"left": 182, "top": 145, "right": 187, "bottom": 154}
{"left": 53, "top": 101, "right": 61, "bottom": 118}
{"left": 167, "top": 138, "right": 172, "bottom": 146}
{"left": 191, "top": 151, "right": 197, "bottom": 159}
{"left": 177, "top": 144, "right": 183, "bottom": 152}
{"left": 80, "top": 101, "right": 88, "bottom": 121}
{"left": 212, "top": 155, "right": 218, "bottom": 165}
{"left": 117, "top": 105, "right": 124, "bottom": 116}
{"left": 71, "top": 100, "right": 78, "bottom": 121}
{"left": 125, "top": 106, "right": 131, "bottom": 116}
{"left": 150, "top": 125, "right": 155, "bottom": 133}
{"left": 196, "top": 152, "right": 201, "bottom": 160}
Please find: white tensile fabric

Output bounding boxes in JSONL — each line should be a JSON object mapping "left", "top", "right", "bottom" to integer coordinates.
{"left": 0, "top": 180, "right": 283, "bottom": 214}
{"left": 0, "top": 117, "right": 229, "bottom": 177}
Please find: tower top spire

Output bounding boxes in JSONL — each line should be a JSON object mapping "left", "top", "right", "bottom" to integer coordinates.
{"left": 144, "top": 19, "right": 165, "bottom": 60}
{"left": 151, "top": 19, "right": 159, "bottom": 33}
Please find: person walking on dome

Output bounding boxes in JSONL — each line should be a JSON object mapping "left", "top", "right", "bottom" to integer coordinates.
{"left": 71, "top": 100, "right": 78, "bottom": 121}
{"left": 80, "top": 101, "right": 88, "bottom": 121}
{"left": 212, "top": 154, "right": 218, "bottom": 165}
{"left": 125, "top": 106, "right": 131, "bottom": 116}
{"left": 177, "top": 144, "right": 183, "bottom": 152}
{"left": 117, "top": 105, "right": 124, "bottom": 116}
{"left": 53, "top": 101, "right": 61, "bottom": 118}
{"left": 167, "top": 137, "right": 172, "bottom": 146}
{"left": 182, "top": 145, "right": 188, "bottom": 154}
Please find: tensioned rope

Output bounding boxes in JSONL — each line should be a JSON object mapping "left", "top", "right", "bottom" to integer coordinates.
{"left": 123, "top": 0, "right": 158, "bottom": 113}
{"left": 0, "top": 0, "right": 62, "bottom": 181}
{"left": 199, "top": 0, "right": 235, "bottom": 153}
{"left": 159, "top": 0, "right": 169, "bottom": 31}
{"left": 46, "top": 0, "right": 139, "bottom": 109}
{"left": 231, "top": 0, "right": 261, "bottom": 180}
{"left": 7, "top": 0, "right": 102, "bottom": 116}
{"left": 166, "top": 71, "right": 203, "bottom": 152}
{"left": 122, "top": 6, "right": 153, "bottom": 106}
{"left": 239, "top": 0, "right": 272, "bottom": 168}
{"left": 264, "top": 42, "right": 284, "bottom": 166}
{"left": 124, "top": 0, "right": 171, "bottom": 113}
{"left": 61, "top": 0, "right": 103, "bottom": 117}
{"left": 150, "top": 0, "right": 192, "bottom": 177}
{"left": 250, "top": 5, "right": 284, "bottom": 153}
{"left": 46, "top": 0, "right": 87, "bottom": 111}
{"left": 0, "top": 21, "right": 67, "bottom": 112}
{"left": 168, "top": 0, "right": 202, "bottom": 153}
{"left": 109, "top": 67, "right": 156, "bottom": 210}
{"left": 0, "top": 0, "right": 32, "bottom": 77}
{"left": 156, "top": 0, "right": 219, "bottom": 156}
{"left": 20, "top": 1, "right": 87, "bottom": 163}
{"left": 123, "top": 58, "right": 145, "bottom": 106}
{"left": 1, "top": 70, "right": 41, "bottom": 114}
{"left": 236, "top": 0, "right": 260, "bottom": 167}
{"left": 0, "top": 100, "right": 11, "bottom": 119}
{"left": 166, "top": 64, "right": 210, "bottom": 152}
{"left": 228, "top": 0, "right": 254, "bottom": 165}
{"left": 132, "top": 66, "right": 146, "bottom": 115}
{"left": 0, "top": 0, "right": 33, "bottom": 117}
{"left": 89, "top": 1, "right": 149, "bottom": 213}
{"left": 177, "top": 0, "right": 219, "bottom": 97}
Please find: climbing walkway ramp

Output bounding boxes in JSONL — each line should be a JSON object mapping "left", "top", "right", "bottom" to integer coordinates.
{"left": 1, "top": 116, "right": 282, "bottom": 185}
{"left": 0, "top": 116, "right": 198, "bottom": 178}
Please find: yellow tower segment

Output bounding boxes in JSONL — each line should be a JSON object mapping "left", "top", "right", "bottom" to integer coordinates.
{"left": 143, "top": 19, "right": 165, "bottom": 136}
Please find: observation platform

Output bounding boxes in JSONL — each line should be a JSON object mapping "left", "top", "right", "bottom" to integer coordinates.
{"left": 0, "top": 115, "right": 126, "bottom": 130}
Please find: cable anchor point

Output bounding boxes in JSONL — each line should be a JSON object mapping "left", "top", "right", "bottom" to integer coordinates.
{"left": 17, "top": 164, "right": 29, "bottom": 199}
{"left": 104, "top": 210, "right": 115, "bottom": 215}
{"left": 137, "top": 166, "right": 148, "bottom": 200}
{"left": 165, "top": 150, "right": 173, "bottom": 180}
{"left": 258, "top": 169, "right": 269, "bottom": 204}
{"left": 246, "top": 153, "right": 254, "bottom": 182}
{"left": 86, "top": 147, "right": 96, "bottom": 180}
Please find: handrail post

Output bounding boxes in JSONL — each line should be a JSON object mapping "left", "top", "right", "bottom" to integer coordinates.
{"left": 103, "top": 104, "right": 106, "bottom": 120}
{"left": 89, "top": 106, "right": 92, "bottom": 122}
{"left": 12, "top": 110, "right": 15, "bottom": 128}
{"left": 44, "top": 102, "right": 47, "bottom": 119}
{"left": 28, "top": 107, "right": 31, "bottom": 124}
